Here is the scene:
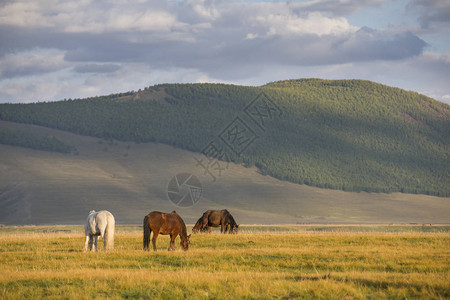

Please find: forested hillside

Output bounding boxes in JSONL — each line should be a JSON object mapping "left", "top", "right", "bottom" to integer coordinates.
{"left": 0, "top": 79, "right": 448, "bottom": 196}
{"left": 0, "top": 127, "right": 73, "bottom": 153}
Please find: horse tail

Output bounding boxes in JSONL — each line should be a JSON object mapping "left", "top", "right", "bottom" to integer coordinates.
{"left": 143, "top": 215, "right": 151, "bottom": 250}
{"left": 104, "top": 213, "right": 115, "bottom": 250}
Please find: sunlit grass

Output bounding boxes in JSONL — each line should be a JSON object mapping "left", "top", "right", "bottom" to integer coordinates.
{"left": 0, "top": 226, "right": 449, "bottom": 299}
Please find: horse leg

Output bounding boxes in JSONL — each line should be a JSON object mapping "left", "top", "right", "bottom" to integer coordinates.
{"left": 169, "top": 234, "right": 175, "bottom": 251}
{"left": 84, "top": 235, "right": 90, "bottom": 252}
{"left": 88, "top": 235, "right": 94, "bottom": 251}
{"left": 152, "top": 230, "right": 159, "bottom": 251}
{"left": 93, "top": 236, "right": 99, "bottom": 252}
{"left": 101, "top": 229, "right": 106, "bottom": 251}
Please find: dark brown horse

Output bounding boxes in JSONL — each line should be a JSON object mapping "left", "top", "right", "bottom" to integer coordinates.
{"left": 192, "top": 209, "right": 239, "bottom": 234}
{"left": 192, "top": 215, "right": 209, "bottom": 233}
{"left": 143, "top": 211, "right": 191, "bottom": 251}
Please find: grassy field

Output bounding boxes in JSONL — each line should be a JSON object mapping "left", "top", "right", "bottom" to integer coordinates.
{"left": 0, "top": 225, "right": 449, "bottom": 299}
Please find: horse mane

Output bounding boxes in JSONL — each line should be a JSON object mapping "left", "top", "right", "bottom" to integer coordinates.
{"left": 223, "top": 209, "right": 235, "bottom": 222}
{"left": 201, "top": 210, "right": 211, "bottom": 226}
{"left": 194, "top": 217, "right": 203, "bottom": 228}
{"left": 225, "top": 211, "right": 237, "bottom": 226}
{"left": 170, "top": 211, "right": 187, "bottom": 238}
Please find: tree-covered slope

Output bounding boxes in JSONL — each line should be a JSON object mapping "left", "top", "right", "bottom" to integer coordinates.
{"left": 0, "top": 127, "right": 73, "bottom": 153}
{"left": 0, "top": 79, "right": 448, "bottom": 196}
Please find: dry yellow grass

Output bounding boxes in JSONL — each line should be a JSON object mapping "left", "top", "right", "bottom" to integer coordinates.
{"left": 0, "top": 227, "right": 449, "bottom": 299}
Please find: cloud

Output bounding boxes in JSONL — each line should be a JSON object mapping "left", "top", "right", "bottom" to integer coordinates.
{"left": 0, "top": 0, "right": 184, "bottom": 33}
{"left": 185, "top": 0, "right": 220, "bottom": 20}
{"left": 289, "top": 0, "right": 389, "bottom": 16}
{"left": 0, "top": 51, "right": 67, "bottom": 79}
{"left": 250, "top": 11, "right": 357, "bottom": 36}
{"left": 74, "top": 63, "right": 121, "bottom": 74}
{"left": 0, "top": 1, "right": 425, "bottom": 78}
{"left": 334, "top": 27, "right": 427, "bottom": 62}
{"left": 407, "top": 0, "right": 450, "bottom": 29}
{"left": 0, "top": 64, "right": 213, "bottom": 103}
{"left": 0, "top": 0, "right": 447, "bottom": 104}
{"left": 0, "top": 1, "right": 426, "bottom": 68}
{"left": 0, "top": 80, "right": 61, "bottom": 103}
{"left": 0, "top": 1, "right": 51, "bottom": 28}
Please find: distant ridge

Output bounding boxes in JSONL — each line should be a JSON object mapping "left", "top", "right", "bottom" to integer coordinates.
{"left": 0, "top": 79, "right": 449, "bottom": 197}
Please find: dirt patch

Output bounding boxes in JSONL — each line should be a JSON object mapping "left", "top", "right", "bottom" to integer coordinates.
{"left": 402, "top": 112, "right": 430, "bottom": 129}
{"left": 401, "top": 97, "right": 450, "bottom": 128}
{"left": 421, "top": 99, "right": 450, "bottom": 120}
{"left": 132, "top": 86, "right": 175, "bottom": 103}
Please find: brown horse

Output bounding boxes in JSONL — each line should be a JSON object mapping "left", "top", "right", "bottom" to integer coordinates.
{"left": 143, "top": 211, "right": 191, "bottom": 251}
{"left": 192, "top": 215, "right": 209, "bottom": 233}
{"left": 192, "top": 209, "right": 239, "bottom": 234}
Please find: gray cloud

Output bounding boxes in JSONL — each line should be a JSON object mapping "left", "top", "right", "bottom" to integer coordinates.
{"left": 334, "top": 27, "right": 427, "bottom": 62}
{"left": 407, "top": 0, "right": 450, "bottom": 29}
{"left": 74, "top": 63, "right": 121, "bottom": 74}
{"left": 0, "top": 14, "right": 424, "bottom": 82}
{"left": 289, "top": 0, "right": 389, "bottom": 16}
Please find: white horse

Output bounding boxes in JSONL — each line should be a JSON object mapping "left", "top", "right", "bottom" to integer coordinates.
{"left": 84, "top": 210, "right": 115, "bottom": 252}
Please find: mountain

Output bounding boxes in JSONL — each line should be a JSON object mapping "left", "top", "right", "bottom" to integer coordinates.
{"left": 0, "top": 79, "right": 449, "bottom": 225}
{"left": 1, "top": 79, "right": 448, "bottom": 197}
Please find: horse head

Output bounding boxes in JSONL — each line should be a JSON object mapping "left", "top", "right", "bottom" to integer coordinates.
{"left": 192, "top": 217, "right": 204, "bottom": 233}
{"left": 181, "top": 234, "right": 191, "bottom": 251}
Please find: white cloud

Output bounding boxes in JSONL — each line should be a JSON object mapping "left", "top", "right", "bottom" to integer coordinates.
{"left": 0, "top": 0, "right": 183, "bottom": 34}
{"left": 186, "top": 0, "right": 220, "bottom": 20}
{"left": 63, "top": 8, "right": 182, "bottom": 34}
{"left": 258, "top": 12, "right": 357, "bottom": 37}
{"left": 245, "top": 33, "right": 258, "bottom": 40}
{"left": 0, "top": 1, "right": 50, "bottom": 27}
{"left": 0, "top": 51, "right": 68, "bottom": 79}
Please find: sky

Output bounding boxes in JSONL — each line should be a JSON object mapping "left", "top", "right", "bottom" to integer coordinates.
{"left": 0, "top": 0, "right": 449, "bottom": 104}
